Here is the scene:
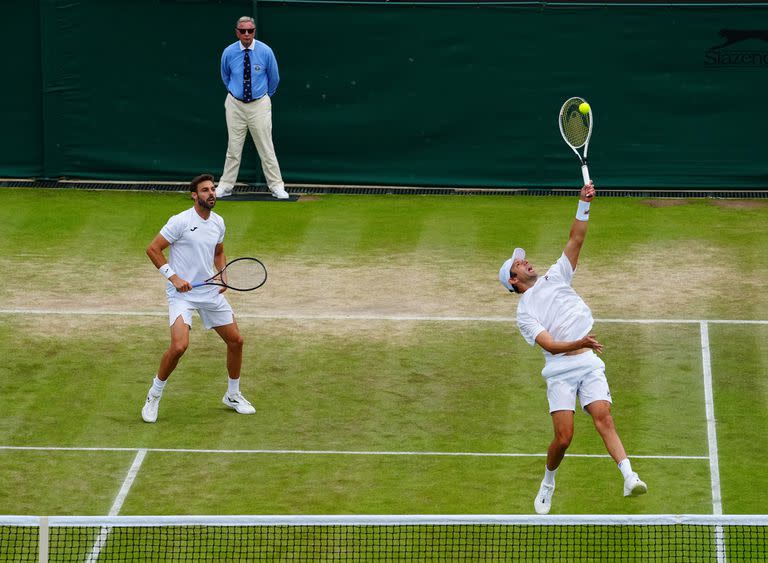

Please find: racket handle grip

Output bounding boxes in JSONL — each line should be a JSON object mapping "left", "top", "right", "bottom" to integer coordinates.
{"left": 581, "top": 164, "right": 591, "bottom": 185}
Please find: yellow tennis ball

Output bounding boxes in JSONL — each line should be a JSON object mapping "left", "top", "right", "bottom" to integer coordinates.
{"left": 579, "top": 102, "right": 591, "bottom": 115}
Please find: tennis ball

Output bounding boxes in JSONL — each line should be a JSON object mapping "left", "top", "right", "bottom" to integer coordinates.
{"left": 579, "top": 102, "right": 591, "bottom": 115}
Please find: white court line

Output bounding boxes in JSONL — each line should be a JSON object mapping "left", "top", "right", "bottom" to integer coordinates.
{"left": 699, "top": 322, "right": 725, "bottom": 561}
{"left": 699, "top": 322, "right": 724, "bottom": 515}
{"left": 108, "top": 449, "right": 147, "bottom": 516}
{"left": 0, "top": 445, "right": 706, "bottom": 460}
{"left": 85, "top": 449, "right": 147, "bottom": 563}
{"left": 0, "top": 307, "right": 767, "bottom": 325}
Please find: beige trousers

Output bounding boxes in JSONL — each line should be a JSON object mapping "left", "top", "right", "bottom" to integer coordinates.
{"left": 219, "top": 93, "right": 284, "bottom": 192}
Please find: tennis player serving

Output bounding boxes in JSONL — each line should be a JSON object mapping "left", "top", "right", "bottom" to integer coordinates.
{"left": 499, "top": 182, "right": 647, "bottom": 515}
{"left": 142, "top": 174, "right": 255, "bottom": 423}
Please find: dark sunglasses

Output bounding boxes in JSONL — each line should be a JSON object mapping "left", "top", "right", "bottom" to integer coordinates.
{"left": 237, "top": 28, "right": 255, "bottom": 34}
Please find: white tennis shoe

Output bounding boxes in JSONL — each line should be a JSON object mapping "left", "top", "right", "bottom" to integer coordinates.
{"left": 271, "top": 186, "right": 290, "bottom": 200}
{"left": 142, "top": 392, "right": 161, "bottom": 423}
{"left": 534, "top": 480, "right": 555, "bottom": 515}
{"left": 623, "top": 473, "right": 648, "bottom": 497}
{"left": 215, "top": 185, "right": 233, "bottom": 198}
{"left": 222, "top": 392, "right": 256, "bottom": 415}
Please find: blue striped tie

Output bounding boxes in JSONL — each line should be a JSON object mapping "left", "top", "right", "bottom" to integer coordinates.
{"left": 243, "top": 49, "right": 252, "bottom": 102}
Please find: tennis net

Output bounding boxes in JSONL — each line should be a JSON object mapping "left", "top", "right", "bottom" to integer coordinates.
{"left": 2, "top": 514, "right": 767, "bottom": 562}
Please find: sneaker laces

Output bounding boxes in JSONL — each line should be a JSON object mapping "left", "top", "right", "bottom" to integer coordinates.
{"left": 538, "top": 483, "right": 554, "bottom": 503}
{"left": 228, "top": 392, "right": 252, "bottom": 405}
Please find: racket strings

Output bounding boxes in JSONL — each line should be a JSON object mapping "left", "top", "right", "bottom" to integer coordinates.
{"left": 220, "top": 259, "right": 267, "bottom": 291}
{"left": 560, "top": 99, "right": 591, "bottom": 148}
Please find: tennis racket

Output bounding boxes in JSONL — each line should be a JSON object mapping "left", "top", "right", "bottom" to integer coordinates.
{"left": 191, "top": 257, "right": 267, "bottom": 291}
{"left": 558, "top": 96, "right": 593, "bottom": 185}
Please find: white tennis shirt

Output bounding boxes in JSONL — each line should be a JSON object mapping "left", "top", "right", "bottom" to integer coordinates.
{"left": 516, "top": 253, "right": 594, "bottom": 362}
{"left": 160, "top": 207, "right": 225, "bottom": 295}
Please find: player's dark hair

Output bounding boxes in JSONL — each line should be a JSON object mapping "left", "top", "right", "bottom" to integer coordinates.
{"left": 190, "top": 174, "right": 215, "bottom": 192}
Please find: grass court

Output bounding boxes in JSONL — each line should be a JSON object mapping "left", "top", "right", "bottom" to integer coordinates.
{"left": 0, "top": 188, "right": 766, "bottom": 558}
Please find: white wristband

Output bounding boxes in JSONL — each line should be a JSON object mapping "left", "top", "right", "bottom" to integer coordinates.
{"left": 158, "top": 264, "right": 176, "bottom": 279}
{"left": 576, "top": 200, "right": 591, "bottom": 221}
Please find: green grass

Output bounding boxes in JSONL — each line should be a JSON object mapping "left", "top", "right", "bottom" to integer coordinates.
{"left": 0, "top": 316, "right": 739, "bottom": 516}
{"left": 0, "top": 451, "right": 136, "bottom": 515}
{"left": 0, "top": 188, "right": 767, "bottom": 558}
{"left": 1, "top": 190, "right": 766, "bottom": 267}
{"left": 710, "top": 323, "right": 768, "bottom": 514}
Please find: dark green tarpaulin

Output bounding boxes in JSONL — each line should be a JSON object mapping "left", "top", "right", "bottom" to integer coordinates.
{"left": 2, "top": 1, "right": 767, "bottom": 188}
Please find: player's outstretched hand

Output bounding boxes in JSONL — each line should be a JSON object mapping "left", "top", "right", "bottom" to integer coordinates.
{"left": 580, "top": 182, "right": 595, "bottom": 202}
{"left": 580, "top": 334, "right": 603, "bottom": 354}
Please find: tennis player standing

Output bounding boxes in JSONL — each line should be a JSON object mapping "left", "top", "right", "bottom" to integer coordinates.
{"left": 498, "top": 182, "right": 646, "bottom": 514}
{"left": 142, "top": 174, "right": 255, "bottom": 423}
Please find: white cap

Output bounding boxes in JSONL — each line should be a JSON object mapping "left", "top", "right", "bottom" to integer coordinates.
{"left": 499, "top": 248, "right": 526, "bottom": 291}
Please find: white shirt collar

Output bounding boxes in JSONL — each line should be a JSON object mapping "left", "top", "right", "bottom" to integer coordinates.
{"left": 239, "top": 42, "right": 254, "bottom": 51}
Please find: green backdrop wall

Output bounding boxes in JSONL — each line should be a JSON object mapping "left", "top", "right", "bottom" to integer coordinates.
{"left": 2, "top": 1, "right": 767, "bottom": 188}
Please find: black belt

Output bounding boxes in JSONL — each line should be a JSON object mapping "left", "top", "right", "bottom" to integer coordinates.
{"left": 229, "top": 92, "right": 263, "bottom": 104}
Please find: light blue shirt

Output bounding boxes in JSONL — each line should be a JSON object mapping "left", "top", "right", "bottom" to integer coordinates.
{"left": 220, "top": 40, "right": 279, "bottom": 100}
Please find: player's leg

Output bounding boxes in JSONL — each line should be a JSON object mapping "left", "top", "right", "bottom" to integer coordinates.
{"left": 533, "top": 370, "right": 579, "bottom": 514}
{"left": 246, "top": 95, "right": 288, "bottom": 199}
{"left": 200, "top": 293, "right": 241, "bottom": 379}
{"left": 213, "top": 321, "right": 243, "bottom": 380}
{"left": 211, "top": 316, "right": 255, "bottom": 415}
{"left": 584, "top": 400, "right": 627, "bottom": 462}
{"left": 158, "top": 316, "right": 191, "bottom": 380}
{"left": 581, "top": 362, "right": 648, "bottom": 498}
{"left": 547, "top": 410, "right": 575, "bottom": 469}
{"left": 584, "top": 400, "right": 646, "bottom": 496}
{"left": 534, "top": 410, "right": 574, "bottom": 515}
{"left": 142, "top": 316, "right": 190, "bottom": 423}
{"left": 218, "top": 94, "right": 250, "bottom": 197}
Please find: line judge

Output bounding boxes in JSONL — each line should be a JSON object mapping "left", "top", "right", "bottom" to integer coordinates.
{"left": 216, "top": 16, "right": 289, "bottom": 200}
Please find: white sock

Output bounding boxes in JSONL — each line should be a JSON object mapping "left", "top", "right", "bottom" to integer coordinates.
{"left": 228, "top": 377, "right": 240, "bottom": 396}
{"left": 618, "top": 458, "right": 634, "bottom": 479}
{"left": 150, "top": 376, "right": 166, "bottom": 397}
{"left": 543, "top": 466, "right": 558, "bottom": 486}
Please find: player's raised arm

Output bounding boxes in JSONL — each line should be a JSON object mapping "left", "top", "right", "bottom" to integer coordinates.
{"left": 563, "top": 182, "right": 595, "bottom": 270}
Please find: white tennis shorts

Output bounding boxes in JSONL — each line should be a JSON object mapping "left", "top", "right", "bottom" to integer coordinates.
{"left": 167, "top": 290, "right": 234, "bottom": 330}
{"left": 541, "top": 351, "right": 612, "bottom": 414}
